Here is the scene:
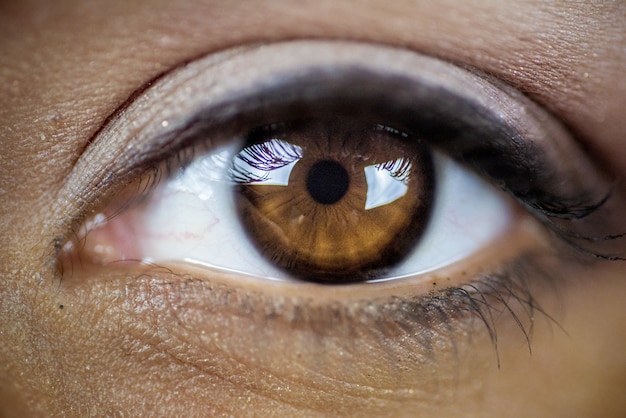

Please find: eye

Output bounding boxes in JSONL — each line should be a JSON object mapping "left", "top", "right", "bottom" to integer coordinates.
{"left": 77, "top": 117, "right": 514, "bottom": 283}
{"left": 61, "top": 41, "right": 621, "bottom": 293}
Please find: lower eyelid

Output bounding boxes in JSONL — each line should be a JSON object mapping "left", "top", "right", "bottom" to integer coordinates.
{"left": 69, "top": 234, "right": 560, "bottom": 393}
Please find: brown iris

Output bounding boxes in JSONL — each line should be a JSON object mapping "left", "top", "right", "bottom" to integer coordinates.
{"left": 231, "top": 118, "right": 434, "bottom": 283}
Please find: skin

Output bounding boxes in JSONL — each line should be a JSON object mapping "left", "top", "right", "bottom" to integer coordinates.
{"left": 1, "top": 0, "right": 625, "bottom": 416}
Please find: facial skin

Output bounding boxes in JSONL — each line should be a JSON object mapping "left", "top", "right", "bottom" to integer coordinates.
{"left": 1, "top": 0, "right": 625, "bottom": 416}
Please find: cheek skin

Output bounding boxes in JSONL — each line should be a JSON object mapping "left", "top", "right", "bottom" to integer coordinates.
{"left": 1, "top": 259, "right": 625, "bottom": 416}
{"left": 484, "top": 265, "right": 626, "bottom": 418}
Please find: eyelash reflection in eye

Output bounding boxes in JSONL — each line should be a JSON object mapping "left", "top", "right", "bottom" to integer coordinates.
{"left": 60, "top": 41, "right": 626, "bottom": 358}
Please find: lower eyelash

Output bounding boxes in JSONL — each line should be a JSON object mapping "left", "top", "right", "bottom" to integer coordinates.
{"left": 118, "top": 249, "right": 563, "bottom": 369}
{"left": 341, "top": 256, "right": 556, "bottom": 367}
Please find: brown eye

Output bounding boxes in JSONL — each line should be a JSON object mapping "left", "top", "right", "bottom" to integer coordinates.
{"left": 232, "top": 118, "right": 435, "bottom": 283}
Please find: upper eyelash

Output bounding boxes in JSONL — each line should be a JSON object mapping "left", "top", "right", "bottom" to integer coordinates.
{"left": 151, "top": 100, "right": 610, "bottom": 237}
{"left": 196, "top": 84, "right": 622, "bottom": 260}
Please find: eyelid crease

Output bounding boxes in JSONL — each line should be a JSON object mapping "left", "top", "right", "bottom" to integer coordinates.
{"left": 56, "top": 40, "right": 626, "bottom": 264}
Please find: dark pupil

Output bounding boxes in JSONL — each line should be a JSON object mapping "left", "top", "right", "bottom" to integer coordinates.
{"left": 306, "top": 160, "right": 350, "bottom": 205}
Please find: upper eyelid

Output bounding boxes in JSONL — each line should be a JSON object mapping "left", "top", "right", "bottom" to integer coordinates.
{"left": 55, "top": 40, "right": 626, "bottom": 260}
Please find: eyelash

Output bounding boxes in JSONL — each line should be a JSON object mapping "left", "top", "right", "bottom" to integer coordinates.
{"left": 59, "top": 41, "right": 623, "bottom": 364}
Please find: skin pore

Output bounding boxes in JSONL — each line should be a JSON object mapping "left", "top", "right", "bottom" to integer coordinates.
{"left": 1, "top": 0, "right": 625, "bottom": 416}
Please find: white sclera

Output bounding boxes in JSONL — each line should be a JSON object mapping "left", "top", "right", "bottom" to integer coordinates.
{"left": 135, "top": 144, "right": 513, "bottom": 281}
{"left": 370, "top": 155, "right": 512, "bottom": 282}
